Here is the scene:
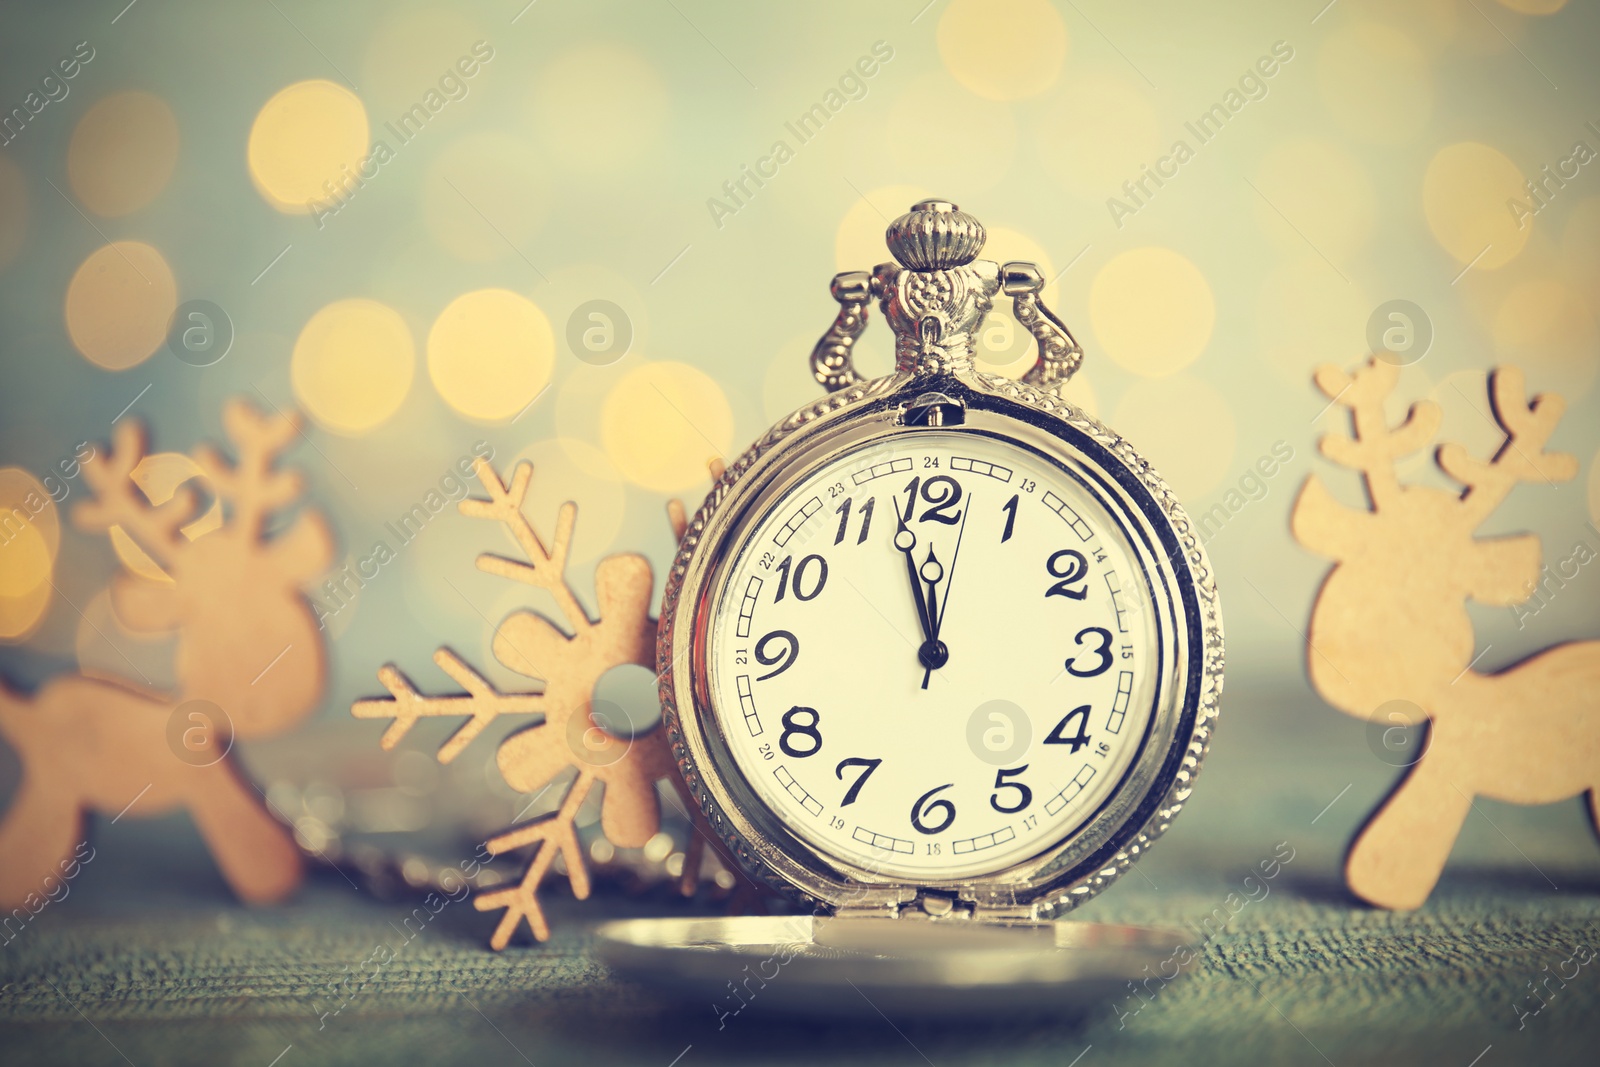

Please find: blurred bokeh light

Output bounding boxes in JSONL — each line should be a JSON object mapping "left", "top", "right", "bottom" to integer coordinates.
{"left": 0, "top": 0, "right": 1595, "bottom": 842}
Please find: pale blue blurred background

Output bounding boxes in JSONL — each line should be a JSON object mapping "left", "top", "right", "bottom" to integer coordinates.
{"left": 2, "top": 0, "right": 1598, "bottom": 870}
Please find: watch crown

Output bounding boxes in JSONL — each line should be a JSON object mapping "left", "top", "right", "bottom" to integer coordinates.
{"left": 885, "top": 199, "right": 986, "bottom": 270}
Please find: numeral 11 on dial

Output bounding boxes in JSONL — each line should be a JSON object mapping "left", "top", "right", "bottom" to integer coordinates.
{"left": 833, "top": 496, "right": 875, "bottom": 546}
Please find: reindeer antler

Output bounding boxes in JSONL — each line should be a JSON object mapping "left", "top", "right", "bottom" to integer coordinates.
{"left": 1314, "top": 359, "right": 1442, "bottom": 510}
{"left": 192, "top": 400, "right": 305, "bottom": 539}
{"left": 73, "top": 420, "right": 198, "bottom": 570}
{"left": 1438, "top": 366, "right": 1578, "bottom": 527}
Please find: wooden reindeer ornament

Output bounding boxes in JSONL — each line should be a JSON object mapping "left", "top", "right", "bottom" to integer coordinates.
{"left": 1292, "top": 357, "right": 1599, "bottom": 909}
{"left": 0, "top": 399, "right": 333, "bottom": 906}
{"left": 353, "top": 456, "right": 745, "bottom": 949}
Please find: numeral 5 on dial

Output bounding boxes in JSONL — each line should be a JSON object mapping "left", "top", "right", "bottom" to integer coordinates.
{"left": 990, "top": 765, "right": 1032, "bottom": 814}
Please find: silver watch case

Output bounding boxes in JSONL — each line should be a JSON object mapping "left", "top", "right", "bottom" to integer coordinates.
{"left": 658, "top": 367, "right": 1224, "bottom": 922}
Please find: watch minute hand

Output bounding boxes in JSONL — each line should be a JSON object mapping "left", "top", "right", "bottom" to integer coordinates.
{"left": 932, "top": 496, "right": 970, "bottom": 638}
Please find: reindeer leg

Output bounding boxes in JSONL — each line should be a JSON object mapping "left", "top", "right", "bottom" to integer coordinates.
{"left": 0, "top": 777, "right": 85, "bottom": 909}
{"left": 1345, "top": 758, "right": 1473, "bottom": 910}
{"left": 186, "top": 762, "right": 302, "bottom": 904}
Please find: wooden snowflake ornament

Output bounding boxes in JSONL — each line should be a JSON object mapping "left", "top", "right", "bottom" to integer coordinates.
{"left": 353, "top": 457, "right": 725, "bottom": 948}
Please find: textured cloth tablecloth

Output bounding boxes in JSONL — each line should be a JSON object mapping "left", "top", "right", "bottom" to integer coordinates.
{"left": 3, "top": 683, "right": 1600, "bottom": 1066}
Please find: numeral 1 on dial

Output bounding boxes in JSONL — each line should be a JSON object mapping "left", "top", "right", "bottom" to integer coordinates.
{"left": 1001, "top": 494, "right": 1018, "bottom": 543}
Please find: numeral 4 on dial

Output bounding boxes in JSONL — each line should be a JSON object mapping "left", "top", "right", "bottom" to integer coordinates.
{"left": 1045, "top": 704, "right": 1092, "bottom": 753}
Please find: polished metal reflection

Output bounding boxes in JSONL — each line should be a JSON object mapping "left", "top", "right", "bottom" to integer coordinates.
{"left": 597, "top": 914, "right": 1197, "bottom": 1016}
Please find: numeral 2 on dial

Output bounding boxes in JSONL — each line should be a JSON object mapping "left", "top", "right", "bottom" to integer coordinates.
{"left": 1045, "top": 549, "right": 1088, "bottom": 599}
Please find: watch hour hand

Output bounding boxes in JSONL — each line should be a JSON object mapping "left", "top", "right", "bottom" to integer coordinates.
{"left": 920, "top": 546, "right": 944, "bottom": 639}
{"left": 894, "top": 516, "right": 934, "bottom": 642}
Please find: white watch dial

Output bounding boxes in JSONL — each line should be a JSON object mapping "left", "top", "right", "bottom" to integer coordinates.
{"left": 707, "top": 430, "right": 1161, "bottom": 880}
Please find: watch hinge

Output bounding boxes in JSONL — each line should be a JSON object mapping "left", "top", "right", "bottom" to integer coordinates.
{"left": 908, "top": 890, "right": 973, "bottom": 920}
{"left": 901, "top": 392, "right": 966, "bottom": 428}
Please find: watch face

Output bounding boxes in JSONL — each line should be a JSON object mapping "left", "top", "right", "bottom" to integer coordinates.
{"left": 705, "top": 429, "right": 1163, "bottom": 881}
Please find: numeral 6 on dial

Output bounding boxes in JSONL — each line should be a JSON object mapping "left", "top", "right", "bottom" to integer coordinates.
{"left": 910, "top": 783, "right": 956, "bottom": 834}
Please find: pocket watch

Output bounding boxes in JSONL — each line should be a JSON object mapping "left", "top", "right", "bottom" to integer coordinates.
{"left": 623, "top": 201, "right": 1221, "bottom": 1002}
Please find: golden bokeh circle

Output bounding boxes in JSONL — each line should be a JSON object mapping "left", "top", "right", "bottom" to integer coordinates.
{"left": 424, "top": 133, "right": 549, "bottom": 263}
{"left": 1111, "top": 375, "right": 1237, "bottom": 500}
{"left": 533, "top": 45, "right": 666, "bottom": 173}
{"left": 1035, "top": 68, "right": 1163, "bottom": 204}
{"left": 68, "top": 91, "right": 180, "bottom": 217}
{"left": 1253, "top": 138, "right": 1375, "bottom": 263}
{"left": 130, "top": 453, "right": 223, "bottom": 542}
{"left": 1089, "top": 247, "right": 1214, "bottom": 378}
{"left": 0, "top": 468, "right": 57, "bottom": 598}
{"left": 601, "top": 362, "right": 733, "bottom": 493}
{"left": 836, "top": 184, "right": 933, "bottom": 272}
{"left": 107, "top": 452, "right": 224, "bottom": 583}
{"left": 0, "top": 468, "right": 57, "bottom": 639}
{"left": 1423, "top": 142, "right": 1529, "bottom": 270}
{"left": 1493, "top": 278, "right": 1597, "bottom": 400}
{"left": 0, "top": 153, "right": 28, "bottom": 270}
{"left": 427, "top": 288, "right": 555, "bottom": 423}
{"left": 65, "top": 241, "right": 179, "bottom": 371}
{"left": 291, "top": 298, "right": 415, "bottom": 434}
{"left": 108, "top": 526, "right": 170, "bottom": 584}
{"left": 937, "top": 0, "right": 1068, "bottom": 101}
{"left": 248, "top": 80, "right": 370, "bottom": 214}
{"left": 1317, "top": 23, "right": 1433, "bottom": 144}
{"left": 0, "top": 579, "right": 52, "bottom": 642}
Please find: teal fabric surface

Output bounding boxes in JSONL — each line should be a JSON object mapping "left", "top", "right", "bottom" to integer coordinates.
{"left": 3, "top": 857, "right": 1599, "bottom": 1067}
{"left": 3, "top": 686, "right": 1600, "bottom": 1066}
